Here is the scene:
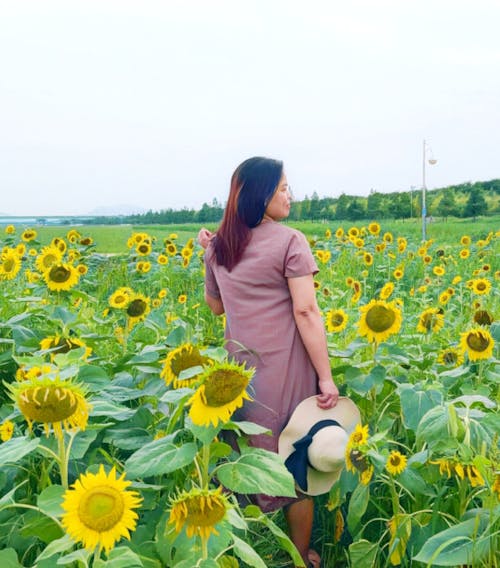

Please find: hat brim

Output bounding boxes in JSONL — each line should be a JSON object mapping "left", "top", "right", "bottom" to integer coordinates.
{"left": 278, "top": 396, "right": 361, "bottom": 496}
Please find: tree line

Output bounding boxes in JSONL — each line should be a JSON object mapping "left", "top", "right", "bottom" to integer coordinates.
{"left": 86, "top": 179, "right": 500, "bottom": 225}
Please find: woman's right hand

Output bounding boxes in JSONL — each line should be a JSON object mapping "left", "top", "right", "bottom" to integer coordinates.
{"left": 197, "top": 228, "right": 213, "bottom": 250}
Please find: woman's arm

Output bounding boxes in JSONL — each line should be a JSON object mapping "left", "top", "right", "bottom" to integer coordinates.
{"left": 288, "top": 274, "right": 339, "bottom": 409}
{"left": 205, "top": 291, "right": 225, "bottom": 315}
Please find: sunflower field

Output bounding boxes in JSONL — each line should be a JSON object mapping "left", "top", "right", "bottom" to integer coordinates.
{"left": 0, "top": 222, "right": 499, "bottom": 568}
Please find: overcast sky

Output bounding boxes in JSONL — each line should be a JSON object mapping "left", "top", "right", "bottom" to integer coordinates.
{"left": 1, "top": 0, "right": 499, "bottom": 216}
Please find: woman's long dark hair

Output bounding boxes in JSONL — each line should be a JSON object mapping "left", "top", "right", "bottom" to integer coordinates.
{"left": 213, "top": 157, "right": 283, "bottom": 271}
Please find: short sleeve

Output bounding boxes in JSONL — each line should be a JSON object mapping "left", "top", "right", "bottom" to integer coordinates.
{"left": 204, "top": 247, "right": 222, "bottom": 299}
{"left": 284, "top": 231, "right": 319, "bottom": 278}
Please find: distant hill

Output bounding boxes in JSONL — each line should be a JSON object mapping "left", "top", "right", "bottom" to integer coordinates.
{"left": 86, "top": 204, "right": 147, "bottom": 216}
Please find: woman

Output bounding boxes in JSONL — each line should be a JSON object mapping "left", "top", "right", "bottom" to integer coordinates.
{"left": 200, "top": 156, "right": 338, "bottom": 568}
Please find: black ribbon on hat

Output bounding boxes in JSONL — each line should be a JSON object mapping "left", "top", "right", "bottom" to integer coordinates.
{"left": 284, "top": 419, "right": 341, "bottom": 492}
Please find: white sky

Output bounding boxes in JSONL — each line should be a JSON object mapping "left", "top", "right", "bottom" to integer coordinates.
{"left": 1, "top": 0, "right": 500, "bottom": 216}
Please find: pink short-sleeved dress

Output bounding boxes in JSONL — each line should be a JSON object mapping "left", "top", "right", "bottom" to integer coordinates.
{"left": 204, "top": 220, "right": 319, "bottom": 512}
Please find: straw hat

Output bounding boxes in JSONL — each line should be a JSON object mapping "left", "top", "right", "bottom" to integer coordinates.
{"left": 278, "top": 396, "right": 361, "bottom": 496}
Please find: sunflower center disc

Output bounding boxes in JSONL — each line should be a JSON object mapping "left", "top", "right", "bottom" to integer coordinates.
{"left": 366, "top": 305, "right": 396, "bottom": 332}
{"left": 127, "top": 299, "right": 146, "bottom": 317}
{"left": 19, "top": 386, "right": 78, "bottom": 422}
{"left": 204, "top": 370, "right": 246, "bottom": 407}
{"left": 467, "top": 333, "right": 488, "bottom": 352}
{"left": 49, "top": 265, "right": 71, "bottom": 283}
{"left": 80, "top": 488, "right": 124, "bottom": 531}
{"left": 186, "top": 496, "right": 225, "bottom": 527}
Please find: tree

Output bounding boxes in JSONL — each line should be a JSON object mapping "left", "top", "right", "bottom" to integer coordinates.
{"left": 367, "top": 190, "right": 386, "bottom": 219}
{"left": 335, "top": 194, "right": 350, "bottom": 220}
{"left": 463, "top": 187, "right": 488, "bottom": 219}
{"left": 436, "top": 189, "right": 460, "bottom": 219}
{"left": 346, "top": 198, "right": 366, "bottom": 221}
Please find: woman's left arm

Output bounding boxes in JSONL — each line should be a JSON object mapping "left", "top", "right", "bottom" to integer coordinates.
{"left": 288, "top": 274, "right": 339, "bottom": 409}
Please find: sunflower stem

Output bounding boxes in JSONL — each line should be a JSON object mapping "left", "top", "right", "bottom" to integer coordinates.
{"left": 201, "top": 443, "right": 210, "bottom": 489}
{"left": 57, "top": 433, "right": 68, "bottom": 489}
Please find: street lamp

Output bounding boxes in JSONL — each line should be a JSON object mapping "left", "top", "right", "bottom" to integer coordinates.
{"left": 422, "top": 139, "right": 437, "bottom": 241}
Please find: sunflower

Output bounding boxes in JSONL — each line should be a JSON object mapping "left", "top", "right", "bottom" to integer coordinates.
{"left": 325, "top": 228, "right": 332, "bottom": 239}
{"left": 393, "top": 268, "right": 404, "bottom": 280}
{"left": 79, "top": 236, "right": 93, "bottom": 246}
{"left": 178, "top": 294, "right": 187, "bottom": 304}
{"left": 460, "top": 328, "right": 495, "bottom": 361}
{"left": 66, "top": 229, "right": 81, "bottom": 243}
{"left": 438, "top": 291, "right": 451, "bottom": 305}
{"left": 35, "top": 246, "right": 63, "bottom": 273}
{"left": 347, "top": 423, "right": 369, "bottom": 449}
{"left": 61, "top": 465, "right": 142, "bottom": 553}
{"left": 379, "top": 282, "right": 394, "bottom": 300}
{"left": 460, "top": 235, "right": 471, "bottom": 246}
{"left": 158, "top": 288, "right": 167, "bottom": 299}
{"left": 21, "top": 228, "right": 37, "bottom": 242}
{"left": 326, "top": 309, "right": 348, "bottom": 333}
{"left": 168, "top": 486, "right": 229, "bottom": 543}
{"left": 474, "top": 309, "right": 494, "bottom": 326}
{"left": 126, "top": 294, "right": 151, "bottom": 325}
{"left": 8, "top": 374, "right": 90, "bottom": 438}
{"left": 363, "top": 252, "right": 373, "bottom": 266}
{"left": 348, "top": 227, "right": 359, "bottom": 238}
{"left": 161, "top": 344, "right": 211, "bottom": 389}
{"left": 188, "top": 360, "right": 253, "bottom": 427}
{"left": 166, "top": 243, "right": 177, "bottom": 256}
{"left": 136, "top": 261, "right": 151, "bottom": 273}
{"left": 16, "top": 243, "right": 26, "bottom": 256}
{"left": 51, "top": 237, "right": 67, "bottom": 253}
{"left": 0, "top": 420, "right": 14, "bottom": 442}
{"left": 433, "top": 265, "right": 445, "bottom": 276}
{"left": 182, "top": 257, "right": 190, "bottom": 269}
{"left": 335, "top": 227, "right": 344, "bottom": 239}
{"left": 0, "top": 249, "right": 22, "bottom": 280}
{"left": 108, "top": 287, "right": 133, "bottom": 309}
{"left": 416, "top": 308, "right": 444, "bottom": 334}
{"left": 135, "top": 241, "right": 152, "bottom": 256}
{"left": 437, "top": 347, "right": 464, "bottom": 367}
{"left": 471, "top": 278, "right": 491, "bottom": 295}
{"left": 43, "top": 263, "right": 80, "bottom": 292}
{"left": 40, "top": 335, "right": 92, "bottom": 361}
{"left": 76, "top": 264, "right": 88, "bottom": 275}
{"left": 464, "top": 464, "right": 485, "bottom": 488}
{"left": 346, "top": 447, "right": 370, "bottom": 475}
{"left": 368, "top": 222, "right": 380, "bottom": 236}
{"left": 358, "top": 299, "right": 402, "bottom": 344}
{"left": 5, "top": 224, "right": 15, "bottom": 234}
{"left": 459, "top": 249, "right": 470, "bottom": 259}
{"left": 386, "top": 451, "right": 407, "bottom": 476}
{"left": 157, "top": 254, "right": 169, "bottom": 265}
{"left": 383, "top": 232, "right": 393, "bottom": 244}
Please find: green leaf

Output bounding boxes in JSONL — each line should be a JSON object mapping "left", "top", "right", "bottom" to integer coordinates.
{"left": 94, "top": 546, "right": 144, "bottom": 567}
{"left": 57, "top": 547, "right": 92, "bottom": 565}
{"left": 347, "top": 482, "right": 370, "bottom": 536}
{"left": 0, "top": 548, "right": 22, "bottom": 568}
{"left": 20, "top": 510, "right": 63, "bottom": 543}
{"left": 188, "top": 418, "right": 224, "bottom": 445}
{"left": 69, "top": 428, "right": 99, "bottom": 459}
{"left": 224, "top": 420, "right": 271, "bottom": 436}
{"left": 413, "top": 515, "right": 491, "bottom": 566}
{"left": 232, "top": 534, "right": 268, "bottom": 568}
{"left": 416, "top": 405, "right": 450, "bottom": 449}
{"left": 124, "top": 438, "right": 198, "bottom": 479}
{"left": 91, "top": 399, "right": 137, "bottom": 421}
{"left": 37, "top": 484, "right": 65, "bottom": 517}
{"left": 398, "top": 384, "right": 442, "bottom": 431}
{"left": 35, "top": 534, "right": 75, "bottom": 561}
{"left": 216, "top": 448, "right": 296, "bottom": 497}
{"left": 348, "top": 539, "right": 378, "bottom": 568}
{"left": 0, "top": 436, "right": 39, "bottom": 466}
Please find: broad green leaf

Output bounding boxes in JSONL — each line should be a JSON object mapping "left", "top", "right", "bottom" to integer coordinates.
{"left": 232, "top": 534, "right": 268, "bottom": 568}
{"left": 94, "top": 546, "right": 143, "bottom": 567}
{"left": 35, "top": 534, "right": 76, "bottom": 561}
{"left": 224, "top": 420, "right": 271, "bottom": 436}
{"left": 216, "top": 448, "right": 296, "bottom": 497}
{"left": 413, "top": 515, "right": 491, "bottom": 566}
{"left": 0, "top": 436, "right": 39, "bottom": 466}
{"left": 37, "top": 484, "right": 65, "bottom": 517}
{"left": 125, "top": 438, "right": 198, "bottom": 479}
{"left": 57, "top": 548, "right": 92, "bottom": 565}
{"left": 416, "top": 405, "right": 450, "bottom": 449}
{"left": 398, "top": 384, "right": 442, "bottom": 431}
{"left": 0, "top": 548, "right": 22, "bottom": 568}
{"left": 69, "top": 428, "right": 99, "bottom": 459}
{"left": 91, "top": 399, "right": 137, "bottom": 421}
{"left": 348, "top": 539, "right": 378, "bottom": 568}
{"left": 20, "top": 510, "right": 64, "bottom": 543}
{"left": 188, "top": 418, "right": 224, "bottom": 445}
{"left": 347, "top": 482, "right": 370, "bottom": 536}
{"left": 103, "top": 427, "right": 151, "bottom": 451}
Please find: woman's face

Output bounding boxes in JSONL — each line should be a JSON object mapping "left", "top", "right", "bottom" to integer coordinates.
{"left": 264, "top": 173, "right": 292, "bottom": 221}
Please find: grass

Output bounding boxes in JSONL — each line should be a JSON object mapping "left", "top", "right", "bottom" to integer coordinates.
{"left": 29, "top": 215, "right": 499, "bottom": 253}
